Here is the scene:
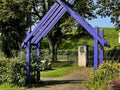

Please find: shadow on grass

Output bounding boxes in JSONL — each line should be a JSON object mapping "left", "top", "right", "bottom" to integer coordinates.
{"left": 27, "top": 79, "right": 85, "bottom": 88}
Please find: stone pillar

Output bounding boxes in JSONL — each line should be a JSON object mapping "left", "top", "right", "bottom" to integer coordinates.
{"left": 78, "top": 46, "right": 87, "bottom": 67}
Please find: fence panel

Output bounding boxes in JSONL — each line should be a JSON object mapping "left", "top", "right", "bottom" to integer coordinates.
{"left": 40, "top": 46, "right": 120, "bottom": 64}
{"left": 87, "top": 46, "right": 120, "bottom": 62}
{"left": 57, "top": 50, "right": 78, "bottom": 61}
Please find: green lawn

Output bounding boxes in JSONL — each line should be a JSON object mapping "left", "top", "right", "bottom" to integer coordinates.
{"left": 41, "top": 66, "right": 81, "bottom": 78}
{"left": 0, "top": 62, "right": 80, "bottom": 89}
{"left": 59, "top": 28, "right": 120, "bottom": 50}
{"left": 41, "top": 62, "right": 81, "bottom": 78}
{"left": 0, "top": 28, "right": 119, "bottom": 90}
{"left": 83, "top": 28, "right": 120, "bottom": 50}
{"left": 103, "top": 28, "right": 120, "bottom": 50}
{"left": 0, "top": 83, "right": 25, "bottom": 90}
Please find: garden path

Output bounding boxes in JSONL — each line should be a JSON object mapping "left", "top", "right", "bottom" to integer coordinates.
{"left": 28, "top": 67, "right": 92, "bottom": 90}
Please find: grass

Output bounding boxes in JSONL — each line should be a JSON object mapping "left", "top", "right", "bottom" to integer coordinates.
{"left": 82, "top": 28, "right": 120, "bottom": 50}
{"left": 0, "top": 83, "right": 25, "bottom": 90}
{"left": 51, "top": 61, "right": 75, "bottom": 68}
{"left": 41, "top": 66, "right": 80, "bottom": 78}
{"left": 0, "top": 62, "right": 80, "bottom": 89}
{"left": 41, "top": 62, "right": 81, "bottom": 78}
{"left": 103, "top": 28, "right": 120, "bottom": 50}
{"left": 0, "top": 50, "right": 5, "bottom": 58}
{"left": 59, "top": 28, "right": 120, "bottom": 50}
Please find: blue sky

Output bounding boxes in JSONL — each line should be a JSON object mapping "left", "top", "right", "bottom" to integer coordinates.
{"left": 87, "top": 16, "right": 115, "bottom": 28}
{"left": 87, "top": 0, "right": 115, "bottom": 28}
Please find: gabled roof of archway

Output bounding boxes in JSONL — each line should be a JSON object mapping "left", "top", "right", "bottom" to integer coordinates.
{"left": 22, "top": 0, "right": 110, "bottom": 47}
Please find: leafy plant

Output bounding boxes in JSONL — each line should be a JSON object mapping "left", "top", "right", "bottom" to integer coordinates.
{"left": 84, "top": 61, "right": 120, "bottom": 90}
{"left": 7, "top": 57, "right": 26, "bottom": 86}
{"left": 0, "top": 50, "right": 53, "bottom": 86}
{"left": 0, "top": 58, "right": 9, "bottom": 84}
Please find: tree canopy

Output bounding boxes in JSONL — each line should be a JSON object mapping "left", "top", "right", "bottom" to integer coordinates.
{"left": 0, "top": 0, "right": 31, "bottom": 57}
{"left": 0, "top": 0, "right": 96, "bottom": 59}
{"left": 96, "top": 0, "right": 120, "bottom": 29}
{"left": 46, "top": 0, "right": 96, "bottom": 61}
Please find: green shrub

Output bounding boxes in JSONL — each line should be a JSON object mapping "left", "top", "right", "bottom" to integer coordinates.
{"left": 0, "top": 51, "right": 52, "bottom": 86}
{"left": 0, "top": 58, "right": 9, "bottom": 84}
{"left": 0, "top": 57, "right": 26, "bottom": 86}
{"left": 8, "top": 53, "right": 42, "bottom": 86}
{"left": 84, "top": 61, "right": 120, "bottom": 90}
{"left": 7, "top": 57, "right": 26, "bottom": 86}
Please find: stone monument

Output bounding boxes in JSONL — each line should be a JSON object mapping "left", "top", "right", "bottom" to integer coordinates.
{"left": 78, "top": 46, "right": 87, "bottom": 67}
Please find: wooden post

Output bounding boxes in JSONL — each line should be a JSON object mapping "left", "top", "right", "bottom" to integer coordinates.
{"left": 94, "top": 27, "right": 98, "bottom": 71}
{"left": 99, "top": 29, "right": 104, "bottom": 64}
{"left": 36, "top": 42, "right": 40, "bottom": 81}
{"left": 26, "top": 32, "right": 31, "bottom": 84}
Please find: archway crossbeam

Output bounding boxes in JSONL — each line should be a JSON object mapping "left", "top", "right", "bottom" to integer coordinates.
{"left": 22, "top": 0, "right": 74, "bottom": 47}
{"left": 22, "top": 0, "right": 110, "bottom": 84}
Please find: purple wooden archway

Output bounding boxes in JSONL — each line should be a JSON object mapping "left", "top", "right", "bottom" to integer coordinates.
{"left": 22, "top": 0, "right": 110, "bottom": 84}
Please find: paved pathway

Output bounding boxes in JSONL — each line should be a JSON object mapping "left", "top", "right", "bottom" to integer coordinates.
{"left": 28, "top": 67, "right": 93, "bottom": 90}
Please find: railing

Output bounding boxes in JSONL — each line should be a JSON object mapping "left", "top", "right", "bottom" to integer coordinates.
{"left": 57, "top": 50, "right": 78, "bottom": 61}
{"left": 40, "top": 49, "right": 78, "bottom": 61}
{"left": 40, "top": 46, "right": 120, "bottom": 64}
{"left": 104, "top": 46, "right": 120, "bottom": 61}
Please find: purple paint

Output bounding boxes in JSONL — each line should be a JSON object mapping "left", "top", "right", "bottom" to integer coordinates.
{"left": 94, "top": 28, "right": 98, "bottom": 71}
{"left": 36, "top": 43, "right": 40, "bottom": 56}
{"left": 34, "top": 7, "right": 66, "bottom": 44}
{"left": 36, "top": 43, "right": 40, "bottom": 81}
{"left": 26, "top": 32, "right": 31, "bottom": 84}
{"left": 65, "top": 0, "right": 69, "bottom": 2}
{"left": 99, "top": 29, "right": 104, "bottom": 64}
{"left": 22, "top": 3, "right": 58, "bottom": 47}
{"left": 32, "top": 4, "right": 60, "bottom": 37}
{"left": 69, "top": 0, "right": 74, "bottom": 4}
{"left": 31, "top": 5, "right": 63, "bottom": 43}
{"left": 56, "top": 0, "right": 109, "bottom": 46}
{"left": 22, "top": 0, "right": 110, "bottom": 83}
{"left": 31, "top": 0, "right": 75, "bottom": 44}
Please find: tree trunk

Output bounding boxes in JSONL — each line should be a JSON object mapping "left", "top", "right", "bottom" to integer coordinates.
{"left": 48, "top": 39, "right": 58, "bottom": 62}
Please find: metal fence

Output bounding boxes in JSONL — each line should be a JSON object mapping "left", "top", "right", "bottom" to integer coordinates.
{"left": 57, "top": 50, "right": 78, "bottom": 61}
{"left": 41, "top": 46, "right": 120, "bottom": 62}
{"left": 40, "top": 49, "right": 78, "bottom": 61}
{"left": 104, "top": 46, "right": 120, "bottom": 61}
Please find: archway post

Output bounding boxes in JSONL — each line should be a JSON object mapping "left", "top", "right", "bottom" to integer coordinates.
{"left": 99, "top": 29, "right": 104, "bottom": 64}
{"left": 36, "top": 42, "right": 41, "bottom": 81}
{"left": 22, "top": 0, "right": 110, "bottom": 83}
{"left": 36, "top": 43, "right": 40, "bottom": 81}
{"left": 94, "top": 27, "right": 98, "bottom": 71}
{"left": 26, "top": 32, "right": 31, "bottom": 84}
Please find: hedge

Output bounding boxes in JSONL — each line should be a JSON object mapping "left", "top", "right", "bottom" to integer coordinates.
{"left": 0, "top": 52, "right": 51, "bottom": 86}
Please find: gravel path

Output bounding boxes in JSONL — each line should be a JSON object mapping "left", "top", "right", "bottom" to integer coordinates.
{"left": 28, "top": 67, "right": 93, "bottom": 90}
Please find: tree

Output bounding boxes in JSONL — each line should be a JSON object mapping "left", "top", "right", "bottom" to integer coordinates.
{"left": 96, "top": 0, "right": 120, "bottom": 29}
{"left": 47, "top": 0, "right": 96, "bottom": 62}
{"left": 0, "top": 0, "right": 31, "bottom": 57}
{"left": 25, "top": 0, "right": 96, "bottom": 62}
{"left": 0, "top": 0, "right": 96, "bottom": 60}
